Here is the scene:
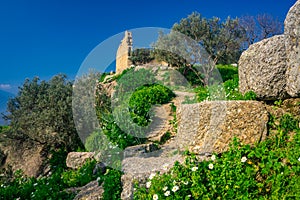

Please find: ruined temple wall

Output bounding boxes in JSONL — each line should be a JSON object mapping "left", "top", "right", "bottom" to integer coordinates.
{"left": 116, "top": 31, "right": 132, "bottom": 74}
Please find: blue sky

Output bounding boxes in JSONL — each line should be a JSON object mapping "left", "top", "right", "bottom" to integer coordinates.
{"left": 0, "top": 0, "right": 296, "bottom": 94}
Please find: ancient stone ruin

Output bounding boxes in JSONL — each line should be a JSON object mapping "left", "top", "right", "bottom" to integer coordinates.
{"left": 239, "top": 0, "right": 300, "bottom": 100}
{"left": 116, "top": 31, "right": 133, "bottom": 74}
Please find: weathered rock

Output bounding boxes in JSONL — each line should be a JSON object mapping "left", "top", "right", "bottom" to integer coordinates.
{"left": 123, "top": 143, "right": 160, "bottom": 159}
{"left": 73, "top": 180, "right": 104, "bottom": 200}
{"left": 1, "top": 139, "right": 47, "bottom": 177}
{"left": 121, "top": 154, "right": 184, "bottom": 200}
{"left": 176, "top": 101, "right": 268, "bottom": 154}
{"left": 239, "top": 35, "right": 288, "bottom": 100}
{"left": 93, "top": 162, "right": 106, "bottom": 175}
{"left": 66, "top": 152, "right": 95, "bottom": 169}
{"left": 285, "top": 0, "right": 300, "bottom": 97}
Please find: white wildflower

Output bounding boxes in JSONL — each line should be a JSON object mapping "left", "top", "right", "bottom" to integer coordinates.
{"left": 33, "top": 183, "right": 38, "bottom": 187}
{"left": 298, "top": 157, "right": 300, "bottom": 162}
{"left": 241, "top": 156, "right": 247, "bottom": 163}
{"left": 191, "top": 166, "right": 198, "bottom": 171}
{"left": 211, "top": 155, "right": 216, "bottom": 161}
{"left": 164, "top": 190, "right": 170, "bottom": 196}
{"left": 163, "top": 186, "right": 168, "bottom": 191}
{"left": 153, "top": 194, "right": 158, "bottom": 200}
{"left": 208, "top": 163, "right": 214, "bottom": 169}
{"left": 183, "top": 181, "right": 189, "bottom": 185}
{"left": 146, "top": 181, "right": 151, "bottom": 188}
{"left": 149, "top": 173, "right": 156, "bottom": 180}
{"left": 162, "top": 164, "right": 168, "bottom": 171}
{"left": 172, "top": 185, "right": 179, "bottom": 192}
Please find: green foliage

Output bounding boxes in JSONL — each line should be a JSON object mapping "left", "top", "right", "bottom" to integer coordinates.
{"left": 0, "top": 125, "right": 9, "bottom": 134}
{"left": 49, "top": 148, "right": 69, "bottom": 173}
{"left": 216, "top": 64, "right": 238, "bottom": 82}
{"left": 0, "top": 157, "right": 121, "bottom": 200}
{"left": 4, "top": 74, "right": 83, "bottom": 151}
{"left": 0, "top": 169, "right": 75, "bottom": 200}
{"left": 195, "top": 75, "right": 256, "bottom": 101}
{"left": 129, "top": 84, "right": 175, "bottom": 126}
{"left": 130, "top": 48, "right": 155, "bottom": 65}
{"left": 61, "top": 160, "right": 101, "bottom": 188}
{"left": 171, "top": 12, "right": 244, "bottom": 65}
{"left": 114, "top": 68, "right": 156, "bottom": 97}
{"left": 99, "top": 72, "right": 111, "bottom": 83}
{"left": 100, "top": 168, "right": 123, "bottom": 200}
{"left": 134, "top": 119, "right": 300, "bottom": 199}
{"left": 178, "top": 65, "right": 204, "bottom": 86}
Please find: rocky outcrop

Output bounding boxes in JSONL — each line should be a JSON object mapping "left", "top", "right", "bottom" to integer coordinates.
{"left": 0, "top": 139, "right": 48, "bottom": 177}
{"left": 66, "top": 152, "right": 95, "bottom": 169}
{"left": 239, "top": 0, "right": 300, "bottom": 100}
{"left": 239, "top": 35, "right": 288, "bottom": 100}
{"left": 176, "top": 101, "right": 268, "bottom": 154}
{"left": 285, "top": 0, "right": 300, "bottom": 97}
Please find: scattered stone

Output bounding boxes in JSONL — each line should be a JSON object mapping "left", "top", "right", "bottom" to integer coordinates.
{"left": 66, "top": 152, "right": 95, "bottom": 170}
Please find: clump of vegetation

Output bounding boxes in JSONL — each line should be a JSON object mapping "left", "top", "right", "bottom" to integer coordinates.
{"left": 129, "top": 84, "right": 175, "bottom": 126}
{"left": 2, "top": 74, "right": 83, "bottom": 152}
{"left": 130, "top": 48, "right": 155, "bottom": 65}
{"left": 134, "top": 114, "right": 300, "bottom": 199}
{"left": 0, "top": 148, "right": 123, "bottom": 200}
{"left": 195, "top": 75, "right": 256, "bottom": 101}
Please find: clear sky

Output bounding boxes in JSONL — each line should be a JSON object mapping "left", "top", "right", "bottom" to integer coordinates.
{"left": 0, "top": 0, "right": 296, "bottom": 94}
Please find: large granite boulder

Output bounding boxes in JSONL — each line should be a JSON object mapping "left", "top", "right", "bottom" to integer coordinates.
{"left": 176, "top": 101, "right": 269, "bottom": 154}
{"left": 239, "top": 0, "right": 300, "bottom": 100}
{"left": 239, "top": 35, "right": 288, "bottom": 100}
{"left": 285, "top": 0, "right": 300, "bottom": 97}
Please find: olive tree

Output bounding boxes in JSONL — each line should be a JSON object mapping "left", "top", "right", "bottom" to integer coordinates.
{"left": 4, "top": 74, "right": 83, "bottom": 151}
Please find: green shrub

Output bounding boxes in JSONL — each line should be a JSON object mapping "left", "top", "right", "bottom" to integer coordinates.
{"left": 216, "top": 64, "right": 238, "bottom": 82}
{"left": 61, "top": 160, "right": 101, "bottom": 188}
{"left": 100, "top": 168, "right": 123, "bottom": 200}
{"left": 129, "top": 84, "right": 175, "bottom": 126}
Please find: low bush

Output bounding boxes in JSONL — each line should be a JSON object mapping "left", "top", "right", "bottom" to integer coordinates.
{"left": 129, "top": 84, "right": 175, "bottom": 126}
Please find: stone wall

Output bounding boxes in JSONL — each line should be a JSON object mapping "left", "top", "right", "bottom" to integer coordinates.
{"left": 116, "top": 31, "right": 133, "bottom": 74}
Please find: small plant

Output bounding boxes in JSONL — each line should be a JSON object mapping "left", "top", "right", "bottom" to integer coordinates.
{"left": 274, "top": 99, "right": 283, "bottom": 107}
